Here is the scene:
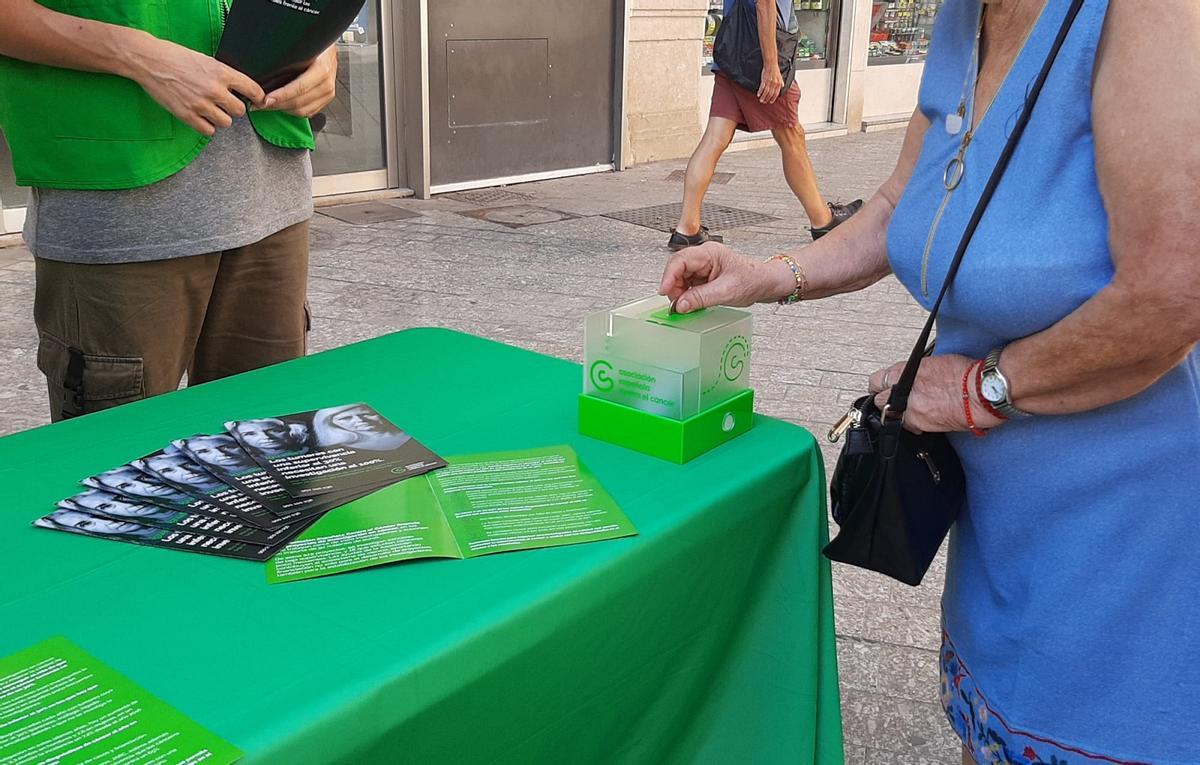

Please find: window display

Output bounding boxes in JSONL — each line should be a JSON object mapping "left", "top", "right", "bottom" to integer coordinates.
{"left": 310, "top": 1, "right": 386, "bottom": 177}
{"left": 867, "top": 0, "right": 945, "bottom": 65}
{"left": 703, "top": 0, "right": 840, "bottom": 73}
{"left": 793, "top": 0, "right": 836, "bottom": 70}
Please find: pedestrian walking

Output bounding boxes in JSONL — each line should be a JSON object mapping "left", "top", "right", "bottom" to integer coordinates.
{"left": 670, "top": 0, "right": 861, "bottom": 250}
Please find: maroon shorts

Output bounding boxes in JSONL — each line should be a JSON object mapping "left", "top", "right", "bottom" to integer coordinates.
{"left": 709, "top": 71, "right": 800, "bottom": 133}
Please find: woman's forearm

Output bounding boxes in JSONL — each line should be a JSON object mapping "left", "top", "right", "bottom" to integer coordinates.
{"left": 782, "top": 192, "right": 896, "bottom": 301}
{"left": 1000, "top": 280, "right": 1198, "bottom": 415}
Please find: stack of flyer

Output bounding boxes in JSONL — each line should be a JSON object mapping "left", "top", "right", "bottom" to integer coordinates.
{"left": 33, "top": 403, "right": 446, "bottom": 562}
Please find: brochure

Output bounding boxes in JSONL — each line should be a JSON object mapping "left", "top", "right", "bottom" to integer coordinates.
{"left": 83, "top": 461, "right": 286, "bottom": 531}
{"left": 132, "top": 444, "right": 267, "bottom": 517}
{"left": 267, "top": 445, "right": 636, "bottom": 584}
{"left": 34, "top": 511, "right": 278, "bottom": 561}
{"left": 216, "top": 0, "right": 369, "bottom": 90}
{"left": 226, "top": 403, "right": 446, "bottom": 498}
{"left": 39, "top": 402, "right": 442, "bottom": 564}
{"left": 59, "top": 490, "right": 294, "bottom": 547}
{"left": 0, "top": 637, "right": 241, "bottom": 765}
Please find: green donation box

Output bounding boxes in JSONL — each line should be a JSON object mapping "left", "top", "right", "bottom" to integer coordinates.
{"left": 578, "top": 296, "right": 755, "bottom": 463}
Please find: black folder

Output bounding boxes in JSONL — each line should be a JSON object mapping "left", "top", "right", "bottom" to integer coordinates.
{"left": 216, "top": 0, "right": 367, "bottom": 91}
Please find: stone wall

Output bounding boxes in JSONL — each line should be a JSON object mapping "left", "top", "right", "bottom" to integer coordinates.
{"left": 622, "top": 0, "right": 708, "bottom": 167}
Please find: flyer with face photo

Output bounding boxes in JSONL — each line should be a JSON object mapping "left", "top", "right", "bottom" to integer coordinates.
{"left": 169, "top": 433, "right": 281, "bottom": 501}
{"left": 226, "top": 403, "right": 446, "bottom": 498}
{"left": 133, "top": 445, "right": 247, "bottom": 510}
{"left": 134, "top": 443, "right": 313, "bottom": 528}
{"left": 59, "top": 490, "right": 294, "bottom": 547}
{"left": 82, "top": 463, "right": 285, "bottom": 531}
{"left": 169, "top": 435, "right": 395, "bottom": 522}
{"left": 33, "top": 509, "right": 276, "bottom": 562}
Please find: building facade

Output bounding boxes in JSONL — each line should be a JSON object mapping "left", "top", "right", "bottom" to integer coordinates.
{"left": 0, "top": 0, "right": 943, "bottom": 235}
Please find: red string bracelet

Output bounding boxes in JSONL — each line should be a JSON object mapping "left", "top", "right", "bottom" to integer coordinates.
{"left": 962, "top": 360, "right": 988, "bottom": 437}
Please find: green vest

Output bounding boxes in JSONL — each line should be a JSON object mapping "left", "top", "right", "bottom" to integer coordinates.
{"left": 0, "top": 0, "right": 315, "bottom": 190}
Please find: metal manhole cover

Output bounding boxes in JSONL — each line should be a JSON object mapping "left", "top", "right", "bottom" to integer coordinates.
{"left": 603, "top": 202, "right": 777, "bottom": 233}
{"left": 317, "top": 202, "right": 422, "bottom": 225}
{"left": 456, "top": 205, "right": 576, "bottom": 229}
{"left": 443, "top": 188, "right": 532, "bottom": 206}
{"left": 665, "top": 170, "right": 734, "bottom": 185}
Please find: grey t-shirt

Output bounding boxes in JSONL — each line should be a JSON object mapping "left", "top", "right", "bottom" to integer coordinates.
{"left": 24, "top": 117, "right": 312, "bottom": 264}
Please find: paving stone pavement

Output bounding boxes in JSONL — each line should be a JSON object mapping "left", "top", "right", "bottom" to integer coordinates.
{"left": 0, "top": 128, "right": 964, "bottom": 762}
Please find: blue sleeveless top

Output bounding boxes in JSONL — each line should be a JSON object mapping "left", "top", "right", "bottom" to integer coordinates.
{"left": 887, "top": 0, "right": 1200, "bottom": 761}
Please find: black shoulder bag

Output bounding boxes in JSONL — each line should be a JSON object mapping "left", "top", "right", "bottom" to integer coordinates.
{"left": 712, "top": 0, "right": 800, "bottom": 93}
{"left": 822, "top": 0, "right": 1085, "bottom": 587}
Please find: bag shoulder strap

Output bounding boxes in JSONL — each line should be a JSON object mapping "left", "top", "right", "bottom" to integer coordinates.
{"left": 886, "top": 0, "right": 1086, "bottom": 418}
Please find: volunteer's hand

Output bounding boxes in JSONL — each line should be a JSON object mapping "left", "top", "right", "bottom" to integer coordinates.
{"left": 264, "top": 45, "right": 338, "bottom": 117}
{"left": 867, "top": 356, "right": 1005, "bottom": 435}
{"left": 758, "top": 65, "right": 784, "bottom": 104}
{"left": 659, "top": 242, "right": 795, "bottom": 313}
{"left": 128, "top": 37, "right": 266, "bottom": 137}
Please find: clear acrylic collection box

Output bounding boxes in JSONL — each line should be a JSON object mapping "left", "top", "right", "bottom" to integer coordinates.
{"left": 583, "top": 296, "right": 752, "bottom": 420}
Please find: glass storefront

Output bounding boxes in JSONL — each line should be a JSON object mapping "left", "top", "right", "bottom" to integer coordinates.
{"left": 310, "top": 1, "right": 387, "bottom": 177}
{"left": 867, "top": 0, "right": 945, "bottom": 66}
{"left": 703, "top": 0, "right": 840, "bottom": 73}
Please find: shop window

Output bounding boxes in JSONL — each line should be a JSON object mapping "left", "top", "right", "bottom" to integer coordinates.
{"left": 703, "top": 1, "right": 721, "bottom": 71}
{"left": 793, "top": 0, "right": 836, "bottom": 71}
{"left": 310, "top": 0, "right": 387, "bottom": 177}
{"left": 703, "top": 0, "right": 840, "bottom": 74}
{"left": 867, "top": 0, "right": 945, "bottom": 65}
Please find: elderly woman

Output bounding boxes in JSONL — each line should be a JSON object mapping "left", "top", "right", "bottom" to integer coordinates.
{"left": 660, "top": 0, "right": 1199, "bottom": 762}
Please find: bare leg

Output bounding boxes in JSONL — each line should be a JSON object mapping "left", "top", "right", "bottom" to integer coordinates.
{"left": 675, "top": 116, "right": 738, "bottom": 235}
{"left": 962, "top": 746, "right": 975, "bottom": 764}
{"left": 772, "top": 124, "right": 832, "bottom": 227}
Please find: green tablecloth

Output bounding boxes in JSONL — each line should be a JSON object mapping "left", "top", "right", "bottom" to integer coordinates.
{"left": 0, "top": 329, "right": 842, "bottom": 764}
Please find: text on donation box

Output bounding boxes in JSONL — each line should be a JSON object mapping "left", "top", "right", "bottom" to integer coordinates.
{"left": 586, "top": 356, "right": 688, "bottom": 419}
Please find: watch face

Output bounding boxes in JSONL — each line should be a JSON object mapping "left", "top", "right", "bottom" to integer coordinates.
{"left": 980, "top": 372, "right": 1006, "bottom": 404}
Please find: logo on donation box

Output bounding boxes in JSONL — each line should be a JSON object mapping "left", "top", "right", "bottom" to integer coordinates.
{"left": 721, "top": 336, "right": 748, "bottom": 382}
{"left": 589, "top": 360, "right": 615, "bottom": 392}
{"left": 586, "top": 356, "right": 684, "bottom": 419}
{"left": 702, "top": 335, "right": 750, "bottom": 397}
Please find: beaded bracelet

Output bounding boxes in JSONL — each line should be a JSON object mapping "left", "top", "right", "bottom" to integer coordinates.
{"left": 961, "top": 360, "right": 988, "bottom": 437}
{"left": 767, "top": 254, "right": 807, "bottom": 305}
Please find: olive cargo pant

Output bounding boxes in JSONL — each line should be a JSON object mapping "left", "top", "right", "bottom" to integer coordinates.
{"left": 33, "top": 221, "right": 310, "bottom": 421}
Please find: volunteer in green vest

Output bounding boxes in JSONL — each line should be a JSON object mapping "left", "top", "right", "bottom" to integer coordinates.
{"left": 0, "top": 0, "right": 338, "bottom": 420}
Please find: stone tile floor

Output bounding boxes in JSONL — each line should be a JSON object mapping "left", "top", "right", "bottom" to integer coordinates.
{"left": 0, "top": 128, "right": 964, "bottom": 762}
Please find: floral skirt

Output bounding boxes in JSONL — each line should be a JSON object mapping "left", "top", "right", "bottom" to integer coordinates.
{"left": 940, "top": 629, "right": 1151, "bottom": 765}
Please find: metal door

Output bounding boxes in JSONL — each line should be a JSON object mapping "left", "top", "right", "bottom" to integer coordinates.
{"left": 427, "top": 0, "right": 618, "bottom": 190}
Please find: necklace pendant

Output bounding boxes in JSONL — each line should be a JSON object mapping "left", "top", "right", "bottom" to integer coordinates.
{"left": 946, "top": 111, "right": 964, "bottom": 135}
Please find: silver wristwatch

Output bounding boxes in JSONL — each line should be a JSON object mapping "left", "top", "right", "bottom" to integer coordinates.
{"left": 979, "top": 347, "right": 1030, "bottom": 419}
